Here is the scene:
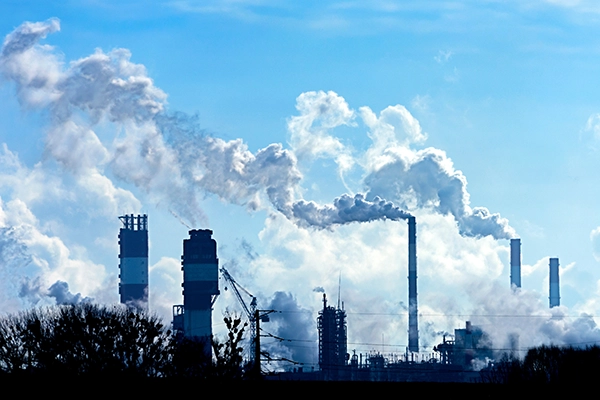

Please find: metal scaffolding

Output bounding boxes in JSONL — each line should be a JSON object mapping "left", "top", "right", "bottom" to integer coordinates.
{"left": 317, "top": 293, "right": 347, "bottom": 373}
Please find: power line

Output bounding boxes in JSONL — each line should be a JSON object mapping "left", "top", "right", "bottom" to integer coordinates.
{"left": 274, "top": 309, "right": 596, "bottom": 319}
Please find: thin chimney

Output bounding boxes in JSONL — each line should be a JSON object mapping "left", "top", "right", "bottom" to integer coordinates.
{"left": 510, "top": 238, "right": 521, "bottom": 289}
{"left": 549, "top": 258, "right": 560, "bottom": 308}
{"left": 408, "top": 216, "right": 418, "bottom": 353}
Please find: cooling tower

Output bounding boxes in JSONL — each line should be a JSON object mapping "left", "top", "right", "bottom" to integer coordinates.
{"left": 118, "top": 214, "right": 148, "bottom": 308}
{"left": 549, "top": 258, "right": 560, "bottom": 308}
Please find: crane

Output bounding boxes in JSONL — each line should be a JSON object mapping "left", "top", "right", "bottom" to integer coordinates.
{"left": 220, "top": 267, "right": 258, "bottom": 365}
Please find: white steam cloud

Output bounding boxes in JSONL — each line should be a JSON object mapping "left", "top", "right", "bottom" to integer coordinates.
{"left": 292, "top": 193, "right": 411, "bottom": 229}
{"left": 265, "top": 291, "right": 317, "bottom": 366}
{"left": 0, "top": 19, "right": 514, "bottom": 237}
{"left": 48, "top": 280, "right": 93, "bottom": 305}
{"left": 288, "top": 90, "right": 355, "bottom": 175}
{"left": 364, "top": 145, "right": 514, "bottom": 239}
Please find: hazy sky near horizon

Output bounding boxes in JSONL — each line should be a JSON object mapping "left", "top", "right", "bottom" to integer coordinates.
{"left": 3, "top": 1, "right": 600, "bottom": 366}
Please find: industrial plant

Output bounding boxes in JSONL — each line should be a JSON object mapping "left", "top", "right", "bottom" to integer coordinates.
{"left": 117, "top": 213, "right": 564, "bottom": 382}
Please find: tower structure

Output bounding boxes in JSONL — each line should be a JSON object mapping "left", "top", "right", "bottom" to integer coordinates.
{"left": 510, "top": 238, "right": 521, "bottom": 289}
{"left": 181, "top": 229, "right": 219, "bottom": 348}
{"left": 317, "top": 293, "right": 347, "bottom": 373}
{"left": 407, "top": 216, "right": 419, "bottom": 353}
{"left": 118, "top": 214, "right": 148, "bottom": 308}
{"left": 549, "top": 258, "right": 560, "bottom": 308}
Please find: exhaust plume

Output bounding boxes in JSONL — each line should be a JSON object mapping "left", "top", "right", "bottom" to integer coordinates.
{"left": 48, "top": 280, "right": 92, "bottom": 305}
{"left": 265, "top": 291, "right": 316, "bottom": 366}
{"left": 1, "top": 20, "right": 514, "bottom": 239}
{"left": 291, "top": 193, "right": 411, "bottom": 229}
{"left": 364, "top": 147, "right": 514, "bottom": 239}
{"left": 0, "top": 20, "right": 307, "bottom": 227}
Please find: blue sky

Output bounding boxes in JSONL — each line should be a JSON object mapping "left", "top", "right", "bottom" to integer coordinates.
{"left": 3, "top": 1, "right": 600, "bottom": 366}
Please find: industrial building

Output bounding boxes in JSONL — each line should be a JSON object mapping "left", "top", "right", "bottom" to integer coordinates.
{"left": 180, "top": 229, "right": 220, "bottom": 350}
{"left": 114, "top": 214, "right": 565, "bottom": 382}
{"left": 434, "top": 322, "right": 493, "bottom": 368}
{"left": 317, "top": 293, "right": 347, "bottom": 377}
{"left": 118, "top": 214, "right": 148, "bottom": 308}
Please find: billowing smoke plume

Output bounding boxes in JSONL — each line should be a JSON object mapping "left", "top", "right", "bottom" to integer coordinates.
{"left": 265, "top": 291, "right": 317, "bottom": 366}
{"left": 18, "top": 278, "right": 93, "bottom": 306}
{"left": 0, "top": 21, "right": 307, "bottom": 226}
{"left": 287, "top": 90, "right": 355, "bottom": 175}
{"left": 0, "top": 20, "right": 189, "bottom": 224}
{"left": 284, "top": 90, "right": 514, "bottom": 238}
{"left": 48, "top": 280, "right": 92, "bottom": 305}
{"left": 157, "top": 113, "right": 301, "bottom": 217}
{"left": 364, "top": 147, "right": 514, "bottom": 239}
{"left": 359, "top": 101, "right": 514, "bottom": 239}
{"left": 1, "top": 19, "right": 514, "bottom": 239}
{"left": 292, "top": 193, "right": 411, "bottom": 229}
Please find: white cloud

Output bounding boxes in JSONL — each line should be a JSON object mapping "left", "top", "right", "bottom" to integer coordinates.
{"left": 149, "top": 256, "right": 183, "bottom": 322}
{"left": 360, "top": 104, "right": 427, "bottom": 150}
{"left": 0, "top": 197, "right": 112, "bottom": 312}
{"left": 288, "top": 90, "right": 356, "bottom": 175}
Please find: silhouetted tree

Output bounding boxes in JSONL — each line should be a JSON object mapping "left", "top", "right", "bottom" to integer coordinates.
{"left": 482, "top": 345, "right": 600, "bottom": 384}
{"left": 167, "top": 336, "right": 212, "bottom": 378}
{"left": 211, "top": 315, "right": 248, "bottom": 380}
{"left": 480, "top": 353, "right": 524, "bottom": 384}
{"left": 0, "top": 304, "right": 172, "bottom": 377}
{"left": 0, "top": 304, "right": 250, "bottom": 380}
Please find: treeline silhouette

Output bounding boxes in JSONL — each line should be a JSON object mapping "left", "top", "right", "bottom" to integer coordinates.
{"left": 0, "top": 303, "right": 248, "bottom": 380}
{"left": 482, "top": 344, "right": 600, "bottom": 384}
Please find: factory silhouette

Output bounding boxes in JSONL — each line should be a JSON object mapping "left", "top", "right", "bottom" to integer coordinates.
{"left": 118, "top": 213, "right": 563, "bottom": 382}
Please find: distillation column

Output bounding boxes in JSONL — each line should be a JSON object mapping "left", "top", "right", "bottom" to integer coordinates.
{"left": 549, "top": 258, "right": 560, "bottom": 308}
{"left": 408, "top": 216, "right": 419, "bottom": 353}
{"left": 118, "top": 214, "right": 148, "bottom": 308}
{"left": 510, "top": 238, "right": 521, "bottom": 289}
{"left": 181, "top": 229, "right": 219, "bottom": 350}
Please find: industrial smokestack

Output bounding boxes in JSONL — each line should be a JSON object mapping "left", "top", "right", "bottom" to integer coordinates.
{"left": 182, "top": 229, "right": 220, "bottom": 354}
{"left": 118, "top": 214, "right": 148, "bottom": 308}
{"left": 408, "top": 216, "right": 418, "bottom": 353}
{"left": 549, "top": 258, "right": 560, "bottom": 308}
{"left": 510, "top": 238, "right": 521, "bottom": 289}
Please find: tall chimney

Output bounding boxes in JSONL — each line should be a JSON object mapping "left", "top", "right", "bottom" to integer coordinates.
{"left": 510, "top": 238, "right": 521, "bottom": 289}
{"left": 408, "top": 216, "right": 418, "bottom": 353}
{"left": 118, "top": 214, "right": 148, "bottom": 308}
{"left": 182, "top": 229, "right": 220, "bottom": 355}
{"left": 549, "top": 258, "right": 560, "bottom": 308}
